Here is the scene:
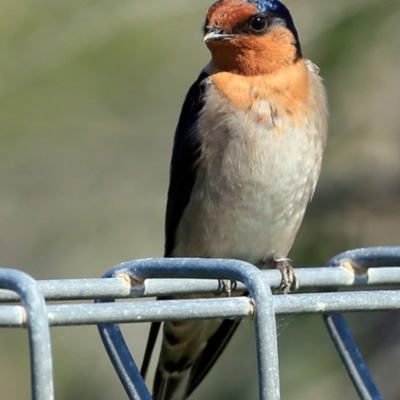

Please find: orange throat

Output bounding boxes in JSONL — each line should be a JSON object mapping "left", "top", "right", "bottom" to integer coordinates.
{"left": 207, "top": 26, "right": 300, "bottom": 76}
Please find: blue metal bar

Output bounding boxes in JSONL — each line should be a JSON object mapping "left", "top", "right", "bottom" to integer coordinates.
{"left": 1, "top": 266, "right": 400, "bottom": 302}
{"left": 327, "top": 246, "right": 400, "bottom": 270}
{"left": 98, "top": 321, "right": 152, "bottom": 400}
{"left": 0, "top": 249, "right": 399, "bottom": 400}
{"left": 98, "top": 258, "right": 280, "bottom": 400}
{"left": 0, "top": 278, "right": 131, "bottom": 302}
{"left": 1, "top": 289, "right": 400, "bottom": 328}
{"left": 48, "top": 297, "right": 252, "bottom": 326}
{"left": 323, "top": 313, "right": 382, "bottom": 400}
{"left": 0, "top": 268, "right": 54, "bottom": 400}
{"left": 321, "top": 247, "right": 400, "bottom": 400}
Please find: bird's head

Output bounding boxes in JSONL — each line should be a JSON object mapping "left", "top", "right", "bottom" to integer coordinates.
{"left": 203, "top": 0, "right": 302, "bottom": 75}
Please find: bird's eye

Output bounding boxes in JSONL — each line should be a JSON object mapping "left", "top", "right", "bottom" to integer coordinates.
{"left": 250, "top": 16, "right": 268, "bottom": 32}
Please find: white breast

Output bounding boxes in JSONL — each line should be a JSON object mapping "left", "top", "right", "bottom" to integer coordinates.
{"left": 173, "top": 76, "right": 326, "bottom": 266}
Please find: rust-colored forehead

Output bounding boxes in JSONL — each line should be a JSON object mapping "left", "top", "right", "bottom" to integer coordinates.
{"left": 206, "top": 0, "right": 258, "bottom": 32}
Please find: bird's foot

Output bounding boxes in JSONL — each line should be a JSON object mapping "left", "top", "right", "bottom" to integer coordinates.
{"left": 218, "top": 279, "right": 237, "bottom": 297}
{"left": 274, "top": 259, "right": 298, "bottom": 294}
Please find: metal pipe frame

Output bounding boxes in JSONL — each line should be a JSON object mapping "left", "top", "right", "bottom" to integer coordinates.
{"left": 2, "top": 290, "right": 400, "bottom": 328}
{"left": 98, "top": 258, "right": 280, "bottom": 400}
{"left": 0, "top": 247, "right": 399, "bottom": 400}
{"left": 322, "top": 246, "right": 400, "bottom": 400}
{"left": 0, "top": 268, "right": 54, "bottom": 400}
{"left": 1, "top": 265, "right": 400, "bottom": 302}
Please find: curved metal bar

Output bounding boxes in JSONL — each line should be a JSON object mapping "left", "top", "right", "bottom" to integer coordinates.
{"left": 0, "top": 268, "right": 54, "bottom": 400}
{"left": 326, "top": 246, "right": 400, "bottom": 269}
{"left": 321, "top": 247, "right": 400, "bottom": 400}
{"left": 97, "top": 258, "right": 279, "bottom": 400}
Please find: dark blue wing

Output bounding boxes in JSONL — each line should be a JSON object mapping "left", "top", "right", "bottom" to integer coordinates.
{"left": 163, "top": 72, "right": 244, "bottom": 397}
{"left": 142, "top": 71, "right": 246, "bottom": 399}
{"left": 140, "top": 71, "right": 209, "bottom": 381}
{"left": 164, "top": 70, "right": 209, "bottom": 257}
{"left": 164, "top": 71, "right": 245, "bottom": 397}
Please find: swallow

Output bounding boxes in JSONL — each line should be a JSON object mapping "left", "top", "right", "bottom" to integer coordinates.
{"left": 141, "top": 0, "right": 328, "bottom": 399}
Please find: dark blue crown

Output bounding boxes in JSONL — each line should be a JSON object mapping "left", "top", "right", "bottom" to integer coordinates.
{"left": 247, "top": 0, "right": 287, "bottom": 13}
{"left": 247, "top": 0, "right": 299, "bottom": 48}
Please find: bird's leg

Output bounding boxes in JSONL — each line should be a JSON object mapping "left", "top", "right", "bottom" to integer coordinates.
{"left": 273, "top": 258, "right": 298, "bottom": 294}
{"left": 217, "top": 279, "right": 237, "bottom": 297}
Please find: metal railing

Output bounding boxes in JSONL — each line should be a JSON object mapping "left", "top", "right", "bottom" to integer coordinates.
{"left": 1, "top": 246, "right": 400, "bottom": 400}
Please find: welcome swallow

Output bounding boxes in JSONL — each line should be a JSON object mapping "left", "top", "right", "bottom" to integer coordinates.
{"left": 142, "top": 1, "right": 328, "bottom": 398}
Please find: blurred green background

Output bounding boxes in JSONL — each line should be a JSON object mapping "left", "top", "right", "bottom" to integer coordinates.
{"left": 1, "top": 0, "right": 399, "bottom": 398}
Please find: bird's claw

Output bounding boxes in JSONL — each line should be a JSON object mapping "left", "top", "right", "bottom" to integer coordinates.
{"left": 218, "top": 279, "right": 237, "bottom": 297}
{"left": 274, "top": 259, "right": 298, "bottom": 294}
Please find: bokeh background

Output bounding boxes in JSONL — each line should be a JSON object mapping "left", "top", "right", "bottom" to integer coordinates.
{"left": 1, "top": 0, "right": 399, "bottom": 398}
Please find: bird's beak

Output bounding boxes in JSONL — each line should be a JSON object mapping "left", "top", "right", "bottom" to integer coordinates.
{"left": 203, "top": 28, "right": 236, "bottom": 43}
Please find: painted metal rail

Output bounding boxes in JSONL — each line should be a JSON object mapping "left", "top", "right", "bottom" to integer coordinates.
{"left": 1, "top": 246, "right": 399, "bottom": 400}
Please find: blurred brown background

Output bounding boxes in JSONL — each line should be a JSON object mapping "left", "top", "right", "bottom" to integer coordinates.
{"left": 0, "top": 0, "right": 399, "bottom": 398}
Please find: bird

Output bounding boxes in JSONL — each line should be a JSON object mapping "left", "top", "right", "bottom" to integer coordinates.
{"left": 141, "top": 0, "right": 328, "bottom": 399}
